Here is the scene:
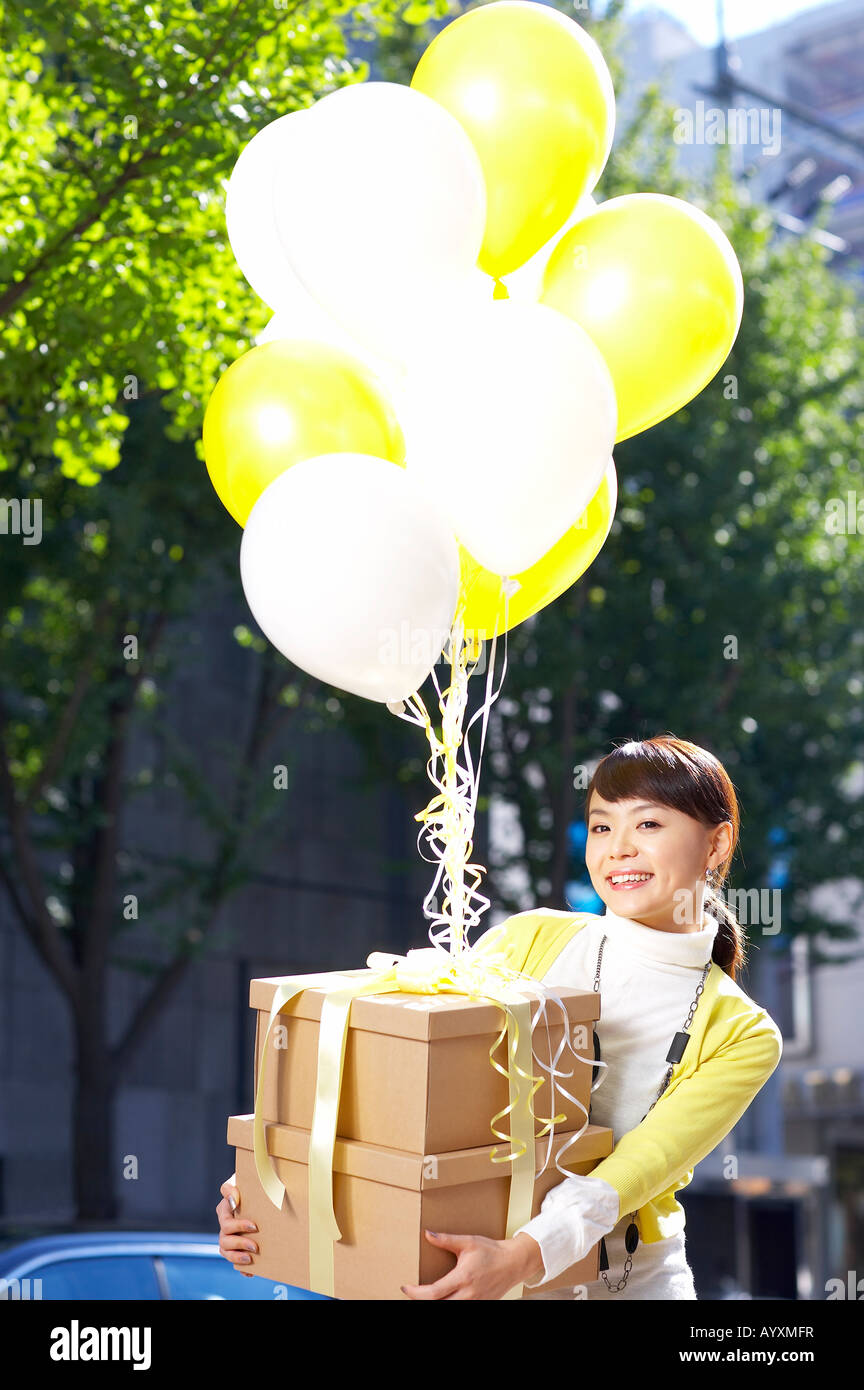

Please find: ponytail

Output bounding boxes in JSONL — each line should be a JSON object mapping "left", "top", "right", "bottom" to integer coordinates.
{"left": 706, "top": 869, "right": 747, "bottom": 982}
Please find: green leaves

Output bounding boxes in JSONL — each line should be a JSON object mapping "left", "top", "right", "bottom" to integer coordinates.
{"left": 401, "top": 2, "right": 438, "bottom": 24}
{"left": 0, "top": 0, "right": 420, "bottom": 482}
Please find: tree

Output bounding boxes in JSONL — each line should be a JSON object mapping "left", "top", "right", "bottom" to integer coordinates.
{"left": 0, "top": 0, "right": 452, "bottom": 1220}
{"left": 0, "top": 0, "right": 450, "bottom": 482}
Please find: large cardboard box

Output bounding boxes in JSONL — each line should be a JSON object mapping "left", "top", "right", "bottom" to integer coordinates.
{"left": 251, "top": 972, "right": 601, "bottom": 1153}
{"left": 228, "top": 1113, "right": 614, "bottom": 1300}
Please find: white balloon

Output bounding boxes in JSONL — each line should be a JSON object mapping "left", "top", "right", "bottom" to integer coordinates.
{"left": 226, "top": 111, "right": 315, "bottom": 314}
{"left": 272, "top": 82, "right": 487, "bottom": 366}
{"left": 240, "top": 455, "right": 460, "bottom": 704}
{"left": 400, "top": 299, "right": 618, "bottom": 576}
{"left": 255, "top": 306, "right": 328, "bottom": 346}
{"left": 250, "top": 279, "right": 366, "bottom": 353}
{"left": 257, "top": 268, "right": 498, "bottom": 406}
{"left": 503, "top": 195, "right": 597, "bottom": 304}
{"left": 255, "top": 310, "right": 405, "bottom": 400}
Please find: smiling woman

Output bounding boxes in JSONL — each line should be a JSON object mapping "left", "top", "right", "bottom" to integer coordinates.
{"left": 504, "top": 734, "right": 776, "bottom": 1301}
{"left": 392, "top": 733, "right": 782, "bottom": 1301}
{"left": 215, "top": 734, "right": 782, "bottom": 1301}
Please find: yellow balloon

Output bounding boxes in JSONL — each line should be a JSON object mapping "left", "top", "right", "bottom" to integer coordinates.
{"left": 541, "top": 194, "right": 744, "bottom": 442}
{"left": 202, "top": 339, "right": 406, "bottom": 526}
{"left": 411, "top": 1, "right": 615, "bottom": 281}
{"left": 458, "top": 457, "right": 617, "bottom": 640}
{"left": 383, "top": 446, "right": 615, "bottom": 642}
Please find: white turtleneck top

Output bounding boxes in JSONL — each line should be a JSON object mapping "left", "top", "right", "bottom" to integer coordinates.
{"left": 511, "top": 904, "right": 720, "bottom": 1287}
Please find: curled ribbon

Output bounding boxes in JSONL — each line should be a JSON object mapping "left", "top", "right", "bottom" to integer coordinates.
{"left": 387, "top": 591, "right": 511, "bottom": 956}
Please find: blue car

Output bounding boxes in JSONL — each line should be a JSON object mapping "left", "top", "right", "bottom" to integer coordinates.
{"left": 0, "top": 1231, "right": 331, "bottom": 1300}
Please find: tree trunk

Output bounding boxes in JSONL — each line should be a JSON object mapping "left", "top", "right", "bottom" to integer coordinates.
{"left": 72, "top": 996, "right": 117, "bottom": 1221}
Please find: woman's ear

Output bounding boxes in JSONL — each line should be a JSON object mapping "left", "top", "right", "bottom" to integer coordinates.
{"left": 709, "top": 820, "right": 735, "bottom": 870}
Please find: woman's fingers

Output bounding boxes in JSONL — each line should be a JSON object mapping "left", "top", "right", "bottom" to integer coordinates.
{"left": 217, "top": 1209, "right": 258, "bottom": 1245}
{"left": 219, "top": 1225, "right": 259, "bottom": 1280}
{"left": 219, "top": 1175, "right": 240, "bottom": 1211}
{"left": 401, "top": 1267, "right": 465, "bottom": 1300}
{"left": 221, "top": 1230, "right": 258, "bottom": 1246}
{"left": 216, "top": 1196, "right": 256, "bottom": 1231}
{"left": 219, "top": 1245, "right": 256, "bottom": 1267}
{"left": 216, "top": 1195, "right": 253, "bottom": 1224}
{"left": 218, "top": 1176, "right": 258, "bottom": 1277}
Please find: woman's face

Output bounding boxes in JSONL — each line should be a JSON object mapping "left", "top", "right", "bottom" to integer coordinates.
{"left": 584, "top": 794, "right": 733, "bottom": 931}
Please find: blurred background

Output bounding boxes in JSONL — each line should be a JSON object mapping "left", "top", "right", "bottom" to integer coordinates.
{"left": 0, "top": 0, "right": 862, "bottom": 1301}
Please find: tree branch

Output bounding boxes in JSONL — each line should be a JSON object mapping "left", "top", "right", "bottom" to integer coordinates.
{"left": 87, "top": 611, "right": 168, "bottom": 973}
{"left": 110, "top": 950, "right": 192, "bottom": 1079}
{"left": 0, "top": 691, "right": 79, "bottom": 1001}
{"left": 109, "top": 645, "right": 309, "bottom": 1073}
{"left": 25, "top": 594, "right": 116, "bottom": 811}
{"left": 110, "top": 832, "right": 239, "bottom": 1076}
{"left": 0, "top": 149, "right": 161, "bottom": 318}
{"left": 0, "top": 0, "right": 311, "bottom": 320}
{"left": 0, "top": 842, "right": 38, "bottom": 936}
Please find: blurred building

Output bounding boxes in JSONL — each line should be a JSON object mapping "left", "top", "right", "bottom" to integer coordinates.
{"left": 681, "top": 883, "right": 864, "bottom": 1301}
{"left": 617, "top": 0, "right": 864, "bottom": 286}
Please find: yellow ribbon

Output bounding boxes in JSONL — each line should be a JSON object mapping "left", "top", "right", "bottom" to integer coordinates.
{"left": 388, "top": 596, "right": 510, "bottom": 958}
{"left": 252, "top": 944, "right": 586, "bottom": 1299}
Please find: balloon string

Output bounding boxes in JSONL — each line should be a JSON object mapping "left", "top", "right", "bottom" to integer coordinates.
{"left": 387, "top": 583, "right": 614, "bottom": 1169}
{"left": 388, "top": 578, "right": 517, "bottom": 953}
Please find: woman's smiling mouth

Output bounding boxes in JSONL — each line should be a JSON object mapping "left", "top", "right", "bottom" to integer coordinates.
{"left": 606, "top": 872, "right": 655, "bottom": 891}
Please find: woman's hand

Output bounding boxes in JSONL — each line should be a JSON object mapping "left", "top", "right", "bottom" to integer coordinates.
{"left": 216, "top": 1173, "right": 259, "bottom": 1278}
{"left": 400, "top": 1229, "right": 545, "bottom": 1300}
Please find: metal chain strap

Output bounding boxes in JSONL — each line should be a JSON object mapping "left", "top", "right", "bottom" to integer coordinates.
{"left": 591, "top": 929, "right": 711, "bottom": 1292}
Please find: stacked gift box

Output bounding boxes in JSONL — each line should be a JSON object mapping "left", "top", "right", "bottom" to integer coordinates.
{"left": 227, "top": 968, "right": 614, "bottom": 1300}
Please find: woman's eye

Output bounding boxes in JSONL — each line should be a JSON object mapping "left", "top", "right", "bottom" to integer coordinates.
{"left": 590, "top": 821, "right": 661, "bottom": 832}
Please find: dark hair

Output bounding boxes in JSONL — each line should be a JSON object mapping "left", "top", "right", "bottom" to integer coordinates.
{"left": 584, "top": 734, "right": 745, "bottom": 980}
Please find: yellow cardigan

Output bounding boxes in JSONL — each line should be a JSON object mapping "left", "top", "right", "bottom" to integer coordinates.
{"left": 474, "top": 909, "right": 784, "bottom": 1243}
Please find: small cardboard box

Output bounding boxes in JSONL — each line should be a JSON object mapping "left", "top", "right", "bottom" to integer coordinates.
{"left": 228, "top": 1113, "right": 614, "bottom": 1300}
{"left": 251, "top": 972, "right": 600, "bottom": 1153}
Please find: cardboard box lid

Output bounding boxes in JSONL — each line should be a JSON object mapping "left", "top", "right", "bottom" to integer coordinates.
{"left": 227, "top": 1113, "right": 613, "bottom": 1191}
{"left": 249, "top": 972, "right": 600, "bottom": 1040}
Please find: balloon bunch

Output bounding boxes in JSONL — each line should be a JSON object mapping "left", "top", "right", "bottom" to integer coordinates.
{"left": 203, "top": 1, "right": 743, "bottom": 945}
